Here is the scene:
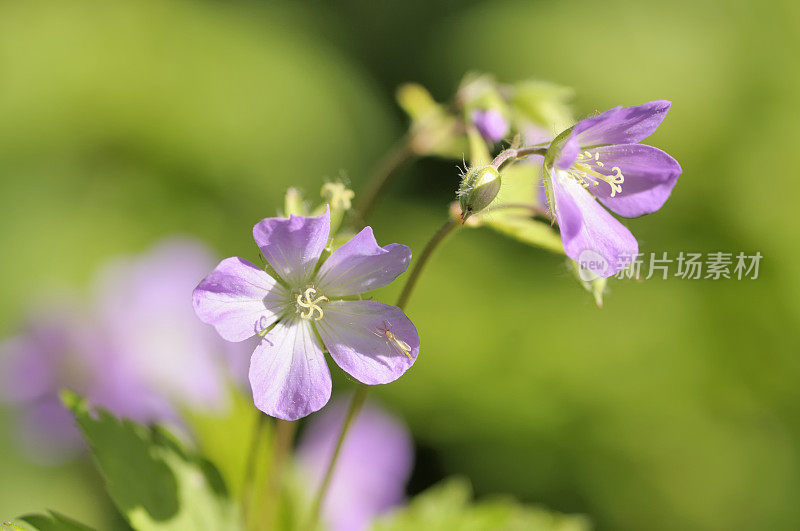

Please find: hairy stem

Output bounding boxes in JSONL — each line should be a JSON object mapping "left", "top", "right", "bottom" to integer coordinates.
{"left": 491, "top": 145, "right": 549, "bottom": 172}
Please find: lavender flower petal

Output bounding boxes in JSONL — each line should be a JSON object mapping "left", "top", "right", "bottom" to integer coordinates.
{"left": 557, "top": 106, "right": 622, "bottom": 169}
{"left": 557, "top": 101, "right": 670, "bottom": 169}
{"left": 315, "top": 227, "right": 411, "bottom": 297}
{"left": 575, "top": 100, "right": 671, "bottom": 147}
{"left": 552, "top": 171, "right": 638, "bottom": 277}
{"left": 193, "top": 257, "right": 289, "bottom": 342}
{"left": 316, "top": 301, "right": 418, "bottom": 385}
{"left": 298, "top": 399, "right": 413, "bottom": 531}
{"left": 249, "top": 318, "right": 331, "bottom": 420}
{"left": 253, "top": 208, "right": 330, "bottom": 287}
{"left": 588, "top": 144, "right": 683, "bottom": 218}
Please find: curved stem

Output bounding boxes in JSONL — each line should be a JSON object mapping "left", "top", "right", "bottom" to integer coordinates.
{"left": 303, "top": 216, "right": 460, "bottom": 530}
{"left": 305, "top": 385, "right": 368, "bottom": 531}
{"left": 397, "top": 218, "right": 460, "bottom": 310}
{"left": 491, "top": 145, "right": 549, "bottom": 172}
{"left": 355, "top": 137, "right": 415, "bottom": 224}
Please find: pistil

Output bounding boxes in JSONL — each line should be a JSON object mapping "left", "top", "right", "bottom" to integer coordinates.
{"left": 296, "top": 287, "right": 329, "bottom": 321}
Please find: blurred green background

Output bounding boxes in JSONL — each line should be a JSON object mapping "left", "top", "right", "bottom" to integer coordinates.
{"left": 1, "top": 0, "right": 799, "bottom": 530}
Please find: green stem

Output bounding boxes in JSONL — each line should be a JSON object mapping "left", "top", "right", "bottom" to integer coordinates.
{"left": 304, "top": 215, "right": 462, "bottom": 530}
{"left": 305, "top": 385, "right": 368, "bottom": 531}
{"left": 490, "top": 145, "right": 549, "bottom": 172}
{"left": 355, "top": 137, "right": 415, "bottom": 224}
{"left": 397, "top": 218, "right": 460, "bottom": 310}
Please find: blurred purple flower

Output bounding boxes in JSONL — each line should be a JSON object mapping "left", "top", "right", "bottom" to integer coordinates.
{"left": 547, "top": 100, "right": 682, "bottom": 276}
{"left": 193, "top": 209, "right": 419, "bottom": 421}
{"left": 297, "top": 398, "right": 414, "bottom": 531}
{"left": 0, "top": 239, "right": 248, "bottom": 461}
{"left": 471, "top": 109, "right": 509, "bottom": 143}
{"left": 94, "top": 239, "right": 252, "bottom": 410}
{"left": 0, "top": 303, "right": 107, "bottom": 461}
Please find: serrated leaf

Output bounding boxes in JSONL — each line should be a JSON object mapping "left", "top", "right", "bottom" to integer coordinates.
{"left": 372, "top": 478, "right": 590, "bottom": 531}
{"left": 61, "top": 392, "right": 241, "bottom": 531}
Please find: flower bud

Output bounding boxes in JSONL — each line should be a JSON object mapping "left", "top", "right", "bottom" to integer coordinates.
{"left": 449, "top": 201, "right": 483, "bottom": 227}
{"left": 457, "top": 165, "right": 501, "bottom": 222}
{"left": 320, "top": 182, "right": 355, "bottom": 211}
{"left": 284, "top": 187, "right": 309, "bottom": 217}
{"left": 320, "top": 182, "right": 355, "bottom": 234}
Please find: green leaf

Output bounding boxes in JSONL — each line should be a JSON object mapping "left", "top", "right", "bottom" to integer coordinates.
{"left": 510, "top": 80, "right": 574, "bottom": 132}
{"left": 482, "top": 212, "right": 564, "bottom": 254}
{"left": 372, "top": 478, "right": 590, "bottom": 531}
{"left": 372, "top": 477, "right": 472, "bottom": 530}
{"left": 6, "top": 511, "right": 95, "bottom": 531}
{"left": 185, "top": 388, "right": 271, "bottom": 502}
{"left": 61, "top": 392, "right": 241, "bottom": 531}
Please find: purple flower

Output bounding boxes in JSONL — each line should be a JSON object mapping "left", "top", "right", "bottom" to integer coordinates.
{"left": 297, "top": 398, "right": 413, "bottom": 531}
{"left": 94, "top": 238, "right": 251, "bottom": 411}
{"left": 546, "top": 100, "right": 682, "bottom": 276}
{"left": 0, "top": 239, "right": 247, "bottom": 461}
{"left": 193, "top": 209, "right": 419, "bottom": 421}
{"left": 471, "top": 109, "right": 509, "bottom": 143}
{"left": 0, "top": 303, "right": 106, "bottom": 461}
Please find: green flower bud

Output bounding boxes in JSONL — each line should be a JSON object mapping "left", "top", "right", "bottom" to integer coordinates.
{"left": 457, "top": 165, "right": 501, "bottom": 223}
{"left": 319, "top": 181, "right": 355, "bottom": 234}
{"left": 283, "top": 187, "right": 309, "bottom": 217}
{"left": 320, "top": 182, "right": 354, "bottom": 211}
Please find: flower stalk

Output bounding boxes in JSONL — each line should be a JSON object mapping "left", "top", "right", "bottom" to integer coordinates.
{"left": 490, "top": 144, "right": 549, "bottom": 172}
{"left": 305, "top": 215, "right": 461, "bottom": 529}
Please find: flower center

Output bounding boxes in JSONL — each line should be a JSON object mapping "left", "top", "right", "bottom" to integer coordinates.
{"left": 569, "top": 151, "right": 625, "bottom": 197}
{"left": 295, "top": 287, "right": 329, "bottom": 321}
